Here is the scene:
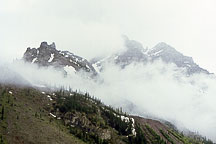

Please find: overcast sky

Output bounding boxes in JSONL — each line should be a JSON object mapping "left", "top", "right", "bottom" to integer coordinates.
{"left": 1, "top": 0, "right": 216, "bottom": 73}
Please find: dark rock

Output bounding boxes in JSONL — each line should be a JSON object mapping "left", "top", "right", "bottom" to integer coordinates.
{"left": 92, "top": 37, "right": 210, "bottom": 75}
{"left": 23, "top": 42, "right": 97, "bottom": 76}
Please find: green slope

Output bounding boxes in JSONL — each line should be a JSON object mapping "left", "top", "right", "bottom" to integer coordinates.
{"left": 0, "top": 85, "right": 85, "bottom": 144}
{"left": 0, "top": 85, "right": 214, "bottom": 144}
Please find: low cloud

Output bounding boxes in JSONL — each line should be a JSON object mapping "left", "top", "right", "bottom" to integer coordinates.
{"left": 1, "top": 59, "right": 216, "bottom": 141}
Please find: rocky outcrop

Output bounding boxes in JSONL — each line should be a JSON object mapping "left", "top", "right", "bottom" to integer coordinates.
{"left": 92, "top": 37, "right": 210, "bottom": 75}
{"left": 148, "top": 42, "right": 209, "bottom": 75}
{"left": 23, "top": 42, "right": 97, "bottom": 76}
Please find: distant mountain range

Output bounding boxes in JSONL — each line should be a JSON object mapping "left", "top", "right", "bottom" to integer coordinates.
{"left": 23, "top": 37, "right": 210, "bottom": 77}
{"left": 91, "top": 36, "right": 210, "bottom": 75}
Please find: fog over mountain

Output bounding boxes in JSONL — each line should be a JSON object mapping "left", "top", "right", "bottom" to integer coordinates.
{"left": 92, "top": 36, "right": 210, "bottom": 75}
{"left": 2, "top": 0, "right": 216, "bottom": 74}
{"left": 1, "top": 39, "right": 216, "bottom": 141}
{"left": 2, "top": 0, "right": 216, "bottom": 143}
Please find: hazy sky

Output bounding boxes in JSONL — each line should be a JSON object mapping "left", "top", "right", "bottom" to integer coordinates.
{"left": 1, "top": 0, "right": 216, "bottom": 73}
{"left": 2, "top": 1, "right": 216, "bottom": 140}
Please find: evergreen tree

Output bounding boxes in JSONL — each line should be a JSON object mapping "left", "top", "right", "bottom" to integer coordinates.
{"left": 1, "top": 106, "right": 4, "bottom": 120}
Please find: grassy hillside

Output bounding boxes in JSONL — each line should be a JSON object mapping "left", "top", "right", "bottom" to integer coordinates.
{"left": 0, "top": 85, "right": 85, "bottom": 144}
{"left": 0, "top": 85, "right": 214, "bottom": 144}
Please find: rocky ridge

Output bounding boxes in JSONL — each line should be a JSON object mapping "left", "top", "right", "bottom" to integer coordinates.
{"left": 23, "top": 42, "right": 97, "bottom": 76}
{"left": 92, "top": 37, "right": 210, "bottom": 75}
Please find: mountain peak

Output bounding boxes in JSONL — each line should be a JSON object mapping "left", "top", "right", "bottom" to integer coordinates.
{"left": 155, "top": 42, "right": 170, "bottom": 48}
{"left": 123, "top": 36, "right": 146, "bottom": 52}
{"left": 152, "top": 42, "right": 177, "bottom": 53}
{"left": 40, "top": 41, "right": 56, "bottom": 49}
{"left": 50, "top": 42, "right": 56, "bottom": 49}
{"left": 40, "top": 41, "right": 48, "bottom": 48}
{"left": 92, "top": 39, "right": 210, "bottom": 75}
{"left": 23, "top": 42, "right": 97, "bottom": 76}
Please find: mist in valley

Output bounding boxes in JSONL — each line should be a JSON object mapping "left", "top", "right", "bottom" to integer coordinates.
{"left": 1, "top": 56, "right": 216, "bottom": 141}
{"left": 1, "top": 0, "right": 216, "bottom": 141}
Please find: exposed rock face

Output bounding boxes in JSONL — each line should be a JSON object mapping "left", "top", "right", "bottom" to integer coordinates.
{"left": 23, "top": 42, "right": 97, "bottom": 76}
{"left": 148, "top": 42, "right": 209, "bottom": 75}
{"left": 92, "top": 37, "right": 210, "bottom": 75}
{"left": 23, "top": 40, "right": 210, "bottom": 76}
{"left": 115, "top": 37, "right": 149, "bottom": 67}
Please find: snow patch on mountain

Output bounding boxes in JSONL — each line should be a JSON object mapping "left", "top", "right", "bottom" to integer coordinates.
{"left": 32, "top": 58, "right": 37, "bottom": 63}
{"left": 48, "top": 54, "right": 54, "bottom": 62}
{"left": 64, "top": 65, "right": 76, "bottom": 75}
{"left": 149, "top": 49, "right": 164, "bottom": 56}
{"left": 92, "top": 64, "right": 101, "bottom": 73}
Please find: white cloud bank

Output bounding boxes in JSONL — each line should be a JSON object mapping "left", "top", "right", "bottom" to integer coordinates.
{"left": 1, "top": 59, "right": 216, "bottom": 141}
{"left": 1, "top": 0, "right": 216, "bottom": 141}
